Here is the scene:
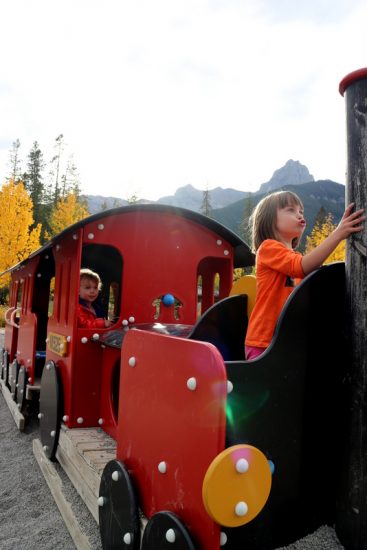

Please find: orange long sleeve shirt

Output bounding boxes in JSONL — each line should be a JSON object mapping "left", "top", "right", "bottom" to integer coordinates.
{"left": 245, "top": 239, "right": 305, "bottom": 349}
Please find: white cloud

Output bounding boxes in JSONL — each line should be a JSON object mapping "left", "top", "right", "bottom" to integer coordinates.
{"left": 0, "top": 0, "right": 366, "bottom": 199}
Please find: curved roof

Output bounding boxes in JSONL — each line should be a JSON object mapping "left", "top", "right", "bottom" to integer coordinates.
{"left": 2, "top": 204, "right": 254, "bottom": 275}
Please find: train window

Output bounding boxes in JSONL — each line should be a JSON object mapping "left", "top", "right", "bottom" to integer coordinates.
{"left": 16, "top": 281, "right": 23, "bottom": 309}
{"left": 108, "top": 282, "right": 119, "bottom": 321}
{"left": 197, "top": 257, "right": 231, "bottom": 314}
{"left": 197, "top": 275, "right": 203, "bottom": 318}
{"left": 214, "top": 273, "right": 220, "bottom": 303}
{"left": 48, "top": 277, "right": 55, "bottom": 317}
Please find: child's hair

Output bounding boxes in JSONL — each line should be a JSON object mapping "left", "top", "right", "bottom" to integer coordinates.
{"left": 80, "top": 268, "right": 102, "bottom": 290}
{"left": 249, "top": 190, "right": 304, "bottom": 251}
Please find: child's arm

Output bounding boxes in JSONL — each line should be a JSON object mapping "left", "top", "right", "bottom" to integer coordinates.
{"left": 301, "top": 203, "right": 365, "bottom": 275}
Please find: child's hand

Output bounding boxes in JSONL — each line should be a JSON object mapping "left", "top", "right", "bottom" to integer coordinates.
{"left": 335, "top": 203, "right": 365, "bottom": 239}
{"left": 104, "top": 319, "right": 113, "bottom": 328}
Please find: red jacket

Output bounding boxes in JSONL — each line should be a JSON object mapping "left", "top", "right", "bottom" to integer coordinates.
{"left": 77, "top": 303, "right": 106, "bottom": 328}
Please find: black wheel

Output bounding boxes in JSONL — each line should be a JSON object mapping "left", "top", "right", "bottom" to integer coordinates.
{"left": 0, "top": 348, "right": 4, "bottom": 379}
{"left": 39, "top": 360, "right": 63, "bottom": 460}
{"left": 3, "top": 351, "right": 9, "bottom": 387}
{"left": 9, "top": 359, "right": 19, "bottom": 400}
{"left": 141, "top": 512, "right": 196, "bottom": 550}
{"left": 16, "top": 366, "right": 28, "bottom": 412}
{"left": 99, "top": 460, "right": 140, "bottom": 550}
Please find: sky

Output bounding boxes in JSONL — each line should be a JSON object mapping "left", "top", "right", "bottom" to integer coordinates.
{"left": 0, "top": 0, "right": 366, "bottom": 201}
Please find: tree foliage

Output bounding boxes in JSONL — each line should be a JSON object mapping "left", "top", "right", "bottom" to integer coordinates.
{"left": 305, "top": 213, "right": 345, "bottom": 263}
{"left": 0, "top": 181, "right": 41, "bottom": 289}
{"left": 47, "top": 192, "right": 90, "bottom": 237}
{"left": 200, "top": 186, "right": 212, "bottom": 217}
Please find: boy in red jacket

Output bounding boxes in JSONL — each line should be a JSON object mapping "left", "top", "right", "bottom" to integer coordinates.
{"left": 78, "top": 268, "right": 113, "bottom": 328}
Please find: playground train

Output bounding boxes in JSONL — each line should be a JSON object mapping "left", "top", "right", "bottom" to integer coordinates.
{"left": 0, "top": 204, "right": 348, "bottom": 550}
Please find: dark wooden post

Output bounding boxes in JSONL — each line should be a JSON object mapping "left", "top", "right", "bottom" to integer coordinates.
{"left": 337, "top": 68, "right": 367, "bottom": 550}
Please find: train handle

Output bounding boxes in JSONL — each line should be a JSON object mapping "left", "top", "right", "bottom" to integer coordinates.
{"left": 5, "top": 307, "right": 21, "bottom": 328}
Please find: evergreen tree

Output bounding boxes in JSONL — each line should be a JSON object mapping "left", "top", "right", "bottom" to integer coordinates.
{"left": 240, "top": 193, "right": 254, "bottom": 246}
{"left": 49, "top": 134, "right": 65, "bottom": 205}
{"left": 61, "top": 155, "right": 81, "bottom": 197}
{"left": 23, "top": 141, "right": 45, "bottom": 229}
{"left": 7, "top": 139, "right": 22, "bottom": 183}
{"left": 200, "top": 186, "right": 212, "bottom": 217}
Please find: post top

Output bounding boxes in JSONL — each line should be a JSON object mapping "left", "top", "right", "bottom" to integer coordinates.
{"left": 339, "top": 68, "right": 367, "bottom": 96}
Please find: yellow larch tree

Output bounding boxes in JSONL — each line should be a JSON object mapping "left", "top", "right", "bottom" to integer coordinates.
{"left": 0, "top": 180, "right": 41, "bottom": 289}
{"left": 48, "top": 192, "right": 90, "bottom": 237}
{"left": 305, "top": 213, "right": 345, "bottom": 263}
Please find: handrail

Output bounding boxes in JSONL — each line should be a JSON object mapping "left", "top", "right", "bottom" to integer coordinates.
{"left": 4, "top": 306, "right": 21, "bottom": 328}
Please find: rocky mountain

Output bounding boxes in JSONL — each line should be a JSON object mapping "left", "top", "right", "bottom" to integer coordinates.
{"left": 156, "top": 184, "right": 248, "bottom": 211}
{"left": 259, "top": 159, "right": 314, "bottom": 193}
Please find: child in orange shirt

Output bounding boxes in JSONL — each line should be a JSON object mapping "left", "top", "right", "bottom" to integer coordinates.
{"left": 78, "top": 268, "right": 113, "bottom": 328}
{"left": 245, "top": 190, "right": 364, "bottom": 360}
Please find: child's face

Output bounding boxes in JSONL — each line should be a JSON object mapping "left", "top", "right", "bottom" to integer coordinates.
{"left": 79, "top": 278, "right": 99, "bottom": 304}
{"left": 276, "top": 203, "right": 306, "bottom": 244}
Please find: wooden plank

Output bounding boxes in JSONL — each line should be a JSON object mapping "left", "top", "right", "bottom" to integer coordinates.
{"left": 0, "top": 377, "right": 25, "bottom": 430}
{"left": 57, "top": 437, "right": 100, "bottom": 522}
{"left": 33, "top": 438, "right": 93, "bottom": 550}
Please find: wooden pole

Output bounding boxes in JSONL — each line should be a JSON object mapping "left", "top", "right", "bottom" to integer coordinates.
{"left": 337, "top": 68, "right": 367, "bottom": 550}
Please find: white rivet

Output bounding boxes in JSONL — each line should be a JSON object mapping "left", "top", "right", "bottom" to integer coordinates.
{"left": 37, "top": 273, "right": 42, "bottom": 278}
{"left": 98, "top": 496, "right": 105, "bottom": 507}
{"left": 98, "top": 418, "right": 104, "bottom": 425}
{"left": 122, "top": 319, "right": 128, "bottom": 326}
{"left": 92, "top": 333, "right": 100, "bottom": 341}
{"left": 46, "top": 363, "right": 51, "bottom": 370}
{"left": 56, "top": 245, "right": 60, "bottom": 251}
{"left": 128, "top": 316, "right": 135, "bottom": 323}
{"left": 28, "top": 377, "right": 33, "bottom": 384}
{"left": 187, "top": 377, "right": 197, "bottom": 391}
{"left": 227, "top": 380, "right": 233, "bottom": 394}
{"left": 217, "top": 239, "right": 222, "bottom": 245}
{"left": 112, "top": 470, "right": 120, "bottom": 481}
{"left": 128, "top": 357, "right": 136, "bottom": 367}
{"left": 81, "top": 337, "right": 88, "bottom": 344}
{"left": 98, "top": 224, "right": 104, "bottom": 230}
{"left": 224, "top": 249, "right": 229, "bottom": 256}
{"left": 166, "top": 528, "right": 176, "bottom": 543}
{"left": 45, "top": 338, "right": 49, "bottom": 343}
{"left": 28, "top": 273, "right": 32, "bottom": 277}
{"left": 45, "top": 255, "right": 49, "bottom": 259}
{"left": 27, "top": 358, "right": 31, "bottom": 364}
{"left": 50, "top": 430, "right": 56, "bottom": 437}
{"left": 88, "top": 233, "right": 94, "bottom": 240}
{"left": 67, "top": 336, "right": 71, "bottom": 342}
{"left": 123, "top": 533, "right": 132, "bottom": 545}
{"left": 43, "top": 445, "right": 49, "bottom": 452}
{"left": 235, "top": 501, "right": 248, "bottom": 517}
{"left": 20, "top": 389, "right": 23, "bottom": 394}
{"left": 236, "top": 458, "right": 249, "bottom": 473}
{"left": 38, "top": 413, "right": 44, "bottom": 419}
{"left": 158, "top": 461, "right": 167, "bottom": 474}
{"left": 77, "top": 417, "right": 84, "bottom": 424}
{"left": 72, "top": 234, "right": 78, "bottom": 240}
{"left": 62, "top": 415, "right": 69, "bottom": 422}
{"left": 220, "top": 531, "right": 228, "bottom": 546}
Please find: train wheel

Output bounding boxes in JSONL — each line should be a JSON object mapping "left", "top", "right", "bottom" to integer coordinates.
{"left": 99, "top": 459, "right": 140, "bottom": 550}
{"left": 39, "top": 360, "right": 62, "bottom": 461}
{"left": 9, "top": 359, "right": 19, "bottom": 400}
{"left": 0, "top": 348, "right": 4, "bottom": 379}
{"left": 16, "top": 366, "right": 27, "bottom": 412}
{"left": 2, "top": 351, "right": 9, "bottom": 386}
{"left": 141, "top": 512, "right": 196, "bottom": 550}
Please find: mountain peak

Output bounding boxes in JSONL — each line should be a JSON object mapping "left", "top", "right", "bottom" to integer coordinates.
{"left": 259, "top": 159, "right": 314, "bottom": 193}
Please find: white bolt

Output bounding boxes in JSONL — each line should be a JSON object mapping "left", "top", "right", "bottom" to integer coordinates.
{"left": 27, "top": 358, "right": 31, "bottom": 364}
{"left": 50, "top": 430, "right": 56, "bottom": 437}
{"left": 98, "top": 224, "right": 104, "bottom": 230}
{"left": 158, "top": 461, "right": 167, "bottom": 474}
{"left": 46, "top": 363, "right": 51, "bottom": 370}
{"left": 45, "top": 255, "right": 49, "bottom": 259}
{"left": 227, "top": 380, "right": 234, "bottom": 394}
{"left": 38, "top": 413, "right": 44, "bottom": 419}
{"left": 43, "top": 445, "right": 49, "bottom": 452}
{"left": 235, "top": 501, "right": 248, "bottom": 517}
{"left": 128, "top": 357, "right": 136, "bottom": 367}
{"left": 56, "top": 245, "right": 60, "bottom": 251}
{"left": 28, "top": 377, "right": 33, "bottom": 384}
{"left": 122, "top": 319, "right": 128, "bottom": 326}
{"left": 112, "top": 471, "right": 120, "bottom": 481}
{"left": 224, "top": 249, "right": 229, "bottom": 256}
{"left": 62, "top": 415, "right": 69, "bottom": 422}
{"left": 128, "top": 316, "right": 135, "bottom": 323}
{"left": 29, "top": 273, "right": 32, "bottom": 277}
{"left": 87, "top": 233, "right": 94, "bottom": 240}
{"left": 45, "top": 338, "right": 49, "bottom": 343}
{"left": 92, "top": 333, "right": 100, "bottom": 341}
{"left": 81, "top": 337, "right": 88, "bottom": 344}
{"left": 67, "top": 336, "right": 71, "bottom": 342}
{"left": 72, "top": 234, "right": 78, "bottom": 240}
{"left": 220, "top": 532, "right": 228, "bottom": 546}
{"left": 37, "top": 273, "right": 42, "bottom": 278}
{"left": 98, "top": 418, "right": 104, "bottom": 425}
{"left": 77, "top": 417, "right": 84, "bottom": 424}
{"left": 165, "top": 528, "right": 176, "bottom": 543}
{"left": 97, "top": 496, "right": 105, "bottom": 507}
{"left": 217, "top": 239, "right": 222, "bottom": 245}
{"left": 187, "top": 377, "right": 197, "bottom": 391}
{"left": 123, "top": 533, "right": 132, "bottom": 544}
{"left": 235, "top": 458, "right": 249, "bottom": 473}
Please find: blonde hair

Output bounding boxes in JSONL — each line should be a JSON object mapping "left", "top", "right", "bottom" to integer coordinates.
{"left": 80, "top": 268, "right": 102, "bottom": 290}
{"left": 249, "top": 190, "right": 304, "bottom": 251}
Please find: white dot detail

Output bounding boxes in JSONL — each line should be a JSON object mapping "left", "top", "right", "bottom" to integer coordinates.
{"left": 43, "top": 445, "right": 49, "bottom": 452}
{"left": 187, "top": 377, "right": 197, "bottom": 391}
{"left": 123, "top": 532, "right": 132, "bottom": 545}
{"left": 77, "top": 417, "right": 84, "bottom": 424}
{"left": 224, "top": 249, "right": 229, "bottom": 256}
{"left": 81, "top": 337, "right": 88, "bottom": 344}
{"left": 235, "top": 501, "right": 248, "bottom": 517}
{"left": 158, "top": 461, "right": 167, "bottom": 474}
{"left": 92, "top": 333, "right": 100, "bottom": 340}
{"left": 38, "top": 413, "right": 44, "bottom": 419}
{"left": 236, "top": 458, "right": 249, "bottom": 473}
{"left": 217, "top": 239, "right": 222, "bottom": 245}
{"left": 98, "top": 418, "right": 104, "bottom": 425}
{"left": 112, "top": 471, "right": 120, "bottom": 481}
{"left": 128, "top": 357, "right": 136, "bottom": 367}
{"left": 227, "top": 380, "right": 234, "bottom": 393}
{"left": 87, "top": 233, "right": 94, "bottom": 239}
{"left": 98, "top": 224, "right": 104, "bottom": 230}
{"left": 165, "top": 528, "right": 176, "bottom": 543}
{"left": 220, "top": 532, "right": 228, "bottom": 546}
{"left": 128, "top": 316, "right": 135, "bottom": 323}
{"left": 122, "top": 319, "right": 128, "bottom": 326}
{"left": 62, "top": 415, "right": 69, "bottom": 422}
{"left": 97, "top": 496, "right": 105, "bottom": 507}
{"left": 72, "top": 234, "right": 78, "bottom": 240}
{"left": 50, "top": 430, "right": 56, "bottom": 437}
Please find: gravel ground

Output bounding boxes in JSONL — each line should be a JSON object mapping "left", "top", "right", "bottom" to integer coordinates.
{"left": 0, "top": 329, "right": 345, "bottom": 550}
